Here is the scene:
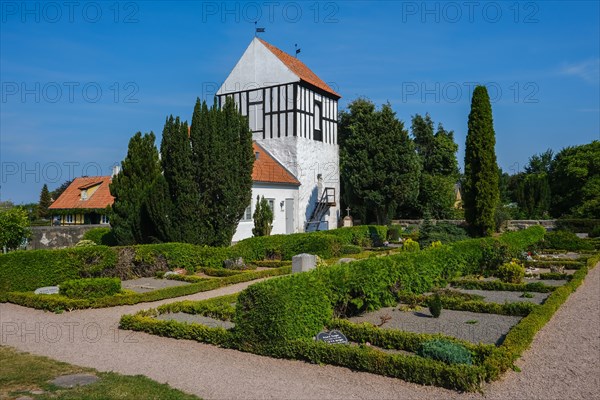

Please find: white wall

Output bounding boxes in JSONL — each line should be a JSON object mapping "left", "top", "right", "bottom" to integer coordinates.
{"left": 217, "top": 38, "right": 299, "bottom": 95}
{"left": 232, "top": 183, "right": 299, "bottom": 242}
{"left": 257, "top": 137, "right": 340, "bottom": 232}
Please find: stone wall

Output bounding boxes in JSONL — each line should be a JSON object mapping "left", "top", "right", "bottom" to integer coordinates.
{"left": 27, "top": 225, "right": 105, "bottom": 250}
{"left": 390, "top": 219, "right": 556, "bottom": 231}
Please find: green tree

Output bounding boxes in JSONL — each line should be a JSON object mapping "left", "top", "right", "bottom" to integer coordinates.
{"left": 158, "top": 115, "right": 201, "bottom": 243}
{"left": 550, "top": 141, "right": 600, "bottom": 218}
{"left": 252, "top": 196, "right": 274, "bottom": 236}
{"left": 109, "top": 132, "right": 162, "bottom": 244}
{"left": 51, "top": 180, "right": 73, "bottom": 201}
{"left": 38, "top": 184, "right": 52, "bottom": 219}
{"left": 411, "top": 114, "right": 459, "bottom": 219}
{"left": 463, "top": 86, "right": 500, "bottom": 236}
{"left": 189, "top": 97, "right": 254, "bottom": 246}
{"left": 339, "top": 99, "right": 421, "bottom": 224}
{"left": 0, "top": 207, "right": 31, "bottom": 252}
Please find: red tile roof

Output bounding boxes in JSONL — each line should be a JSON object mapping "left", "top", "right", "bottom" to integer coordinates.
{"left": 252, "top": 142, "right": 300, "bottom": 186}
{"left": 258, "top": 38, "right": 340, "bottom": 98}
{"left": 49, "top": 176, "right": 114, "bottom": 210}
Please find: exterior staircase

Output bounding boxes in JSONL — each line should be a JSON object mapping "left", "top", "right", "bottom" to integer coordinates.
{"left": 305, "top": 187, "right": 336, "bottom": 231}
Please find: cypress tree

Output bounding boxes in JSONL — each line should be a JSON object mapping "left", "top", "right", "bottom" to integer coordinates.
{"left": 160, "top": 115, "right": 201, "bottom": 243}
{"left": 38, "top": 184, "right": 52, "bottom": 219}
{"left": 463, "top": 86, "right": 500, "bottom": 236}
{"left": 189, "top": 97, "right": 254, "bottom": 246}
{"left": 252, "top": 195, "right": 274, "bottom": 236}
{"left": 109, "top": 132, "right": 161, "bottom": 244}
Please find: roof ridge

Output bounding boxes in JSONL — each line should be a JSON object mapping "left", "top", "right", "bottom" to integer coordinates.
{"left": 257, "top": 38, "right": 340, "bottom": 98}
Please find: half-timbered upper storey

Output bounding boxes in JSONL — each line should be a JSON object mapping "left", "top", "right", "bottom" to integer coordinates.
{"left": 217, "top": 38, "right": 340, "bottom": 144}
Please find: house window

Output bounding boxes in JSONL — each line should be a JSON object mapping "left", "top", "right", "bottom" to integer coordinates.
{"left": 314, "top": 101, "right": 323, "bottom": 142}
{"left": 101, "top": 214, "right": 109, "bottom": 224}
{"left": 81, "top": 190, "right": 88, "bottom": 200}
{"left": 65, "top": 214, "right": 74, "bottom": 224}
{"left": 242, "top": 202, "right": 252, "bottom": 221}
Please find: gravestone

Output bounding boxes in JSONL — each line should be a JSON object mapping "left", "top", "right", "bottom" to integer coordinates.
{"left": 51, "top": 374, "right": 99, "bottom": 388}
{"left": 292, "top": 253, "right": 316, "bottom": 273}
{"left": 34, "top": 286, "right": 59, "bottom": 295}
{"left": 316, "top": 330, "right": 349, "bottom": 345}
{"left": 223, "top": 257, "right": 245, "bottom": 270}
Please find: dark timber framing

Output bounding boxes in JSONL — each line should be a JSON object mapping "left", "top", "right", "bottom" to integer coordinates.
{"left": 218, "top": 81, "right": 339, "bottom": 144}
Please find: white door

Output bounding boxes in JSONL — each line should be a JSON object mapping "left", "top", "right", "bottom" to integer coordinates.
{"left": 285, "top": 198, "right": 295, "bottom": 234}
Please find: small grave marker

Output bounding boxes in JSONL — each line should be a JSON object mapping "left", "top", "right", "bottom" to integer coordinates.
{"left": 34, "top": 286, "right": 59, "bottom": 295}
{"left": 292, "top": 253, "right": 316, "bottom": 273}
{"left": 316, "top": 330, "right": 348, "bottom": 345}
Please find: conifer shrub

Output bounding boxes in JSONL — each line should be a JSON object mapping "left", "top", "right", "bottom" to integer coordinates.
{"left": 428, "top": 293, "right": 442, "bottom": 318}
{"left": 418, "top": 339, "right": 473, "bottom": 365}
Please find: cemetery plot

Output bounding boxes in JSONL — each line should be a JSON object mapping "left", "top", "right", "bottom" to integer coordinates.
{"left": 348, "top": 306, "right": 521, "bottom": 345}
{"left": 122, "top": 277, "right": 191, "bottom": 293}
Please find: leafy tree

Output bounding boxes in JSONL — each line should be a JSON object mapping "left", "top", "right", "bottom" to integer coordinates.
{"left": 515, "top": 173, "right": 550, "bottom": 218}
{"left": 463, "top": 86, "right": 500, "bottom": 236}
{"left": 38, "top": 184, "right": 52, "bottom": 218}
{"left": 411, "top": 114, "right": 459, "bottom": 219}
{"left": 550, "top": 141, "right": 600, "bottom": 218}
{"left": 0, "top": 207, "right": 31, "bottom": 252}
{"left": 525, "top": 149, "right": 553, "bottom": 174}
{"left": 252, "top": 195, "right": 274, "bottom": 236}
{"left": 109, "top": 132, "right": 162, "bottom": 244}
{"left": 339, "top": 99, "right": 421, "bottom": 224}
{"left": 51, "top": 179, "right": 73, "bottom": 200}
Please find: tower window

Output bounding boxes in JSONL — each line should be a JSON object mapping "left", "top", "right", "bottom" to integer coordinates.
{"left": 314, "top": 101, "right": 323, "bottom": 142}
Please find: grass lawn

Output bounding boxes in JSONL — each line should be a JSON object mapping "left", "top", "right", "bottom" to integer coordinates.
{"left": 0, "top": 346, "right": 199, "bottom": 400}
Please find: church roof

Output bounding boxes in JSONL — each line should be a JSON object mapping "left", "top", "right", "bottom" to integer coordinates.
{"left": 252, "top": 142, "right": 300, "bottom": 186}
{"left": 258, "top": 38, "right": 340, "bottom": 98}
{"left": 49, "top": 176, "right": 114, "bottom": 210}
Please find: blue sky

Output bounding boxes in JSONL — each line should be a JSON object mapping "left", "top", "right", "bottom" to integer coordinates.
{"left": 1, "top": 1, "right": 599, "bottom": 203}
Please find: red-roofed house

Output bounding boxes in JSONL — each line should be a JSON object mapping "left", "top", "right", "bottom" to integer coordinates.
{"left": 48, "top": 176, "right": 114, "bottom": 225}
{"left": 218, "top": 38, "right": 340, "bottom": 241}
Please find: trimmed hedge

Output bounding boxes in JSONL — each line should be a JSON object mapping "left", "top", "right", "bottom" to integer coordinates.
{"left": 0, "top": 246, "right": 118, "bottom": 293}
{"left": 452, "top": 279, "right": 555, "bottom": 293}
{"left": 234, "top": 272, "right": 332, "bottom": 346}
{"left": 5, "top": 266, "right": 290, "bottom": 312}
{"left": 231, "top": 232, "right": 343, "bottom": 261}
{"left": 542, "top": 231, "right": 595, "bottom": 251}
{"left": 60, "top": 277, "right": 121, "bottom": 299}
{"left": 525, "top": 260, "right": 585, "bottom": 269}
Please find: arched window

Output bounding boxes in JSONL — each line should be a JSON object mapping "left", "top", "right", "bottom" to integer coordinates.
{"left": 314, "top": 101, "right": 322, "bottom": 141}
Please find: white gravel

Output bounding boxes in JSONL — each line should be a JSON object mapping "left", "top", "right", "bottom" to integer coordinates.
{"left": 1, "top": 265, "right": 598, "bottom": 399}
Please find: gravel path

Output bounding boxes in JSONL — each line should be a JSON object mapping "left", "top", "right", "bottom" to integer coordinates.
{"left": 349, "top": 307, "right": 521, "bottom": 345}
{"left": 1, "top": 265, "right": 598, "bottom": 399}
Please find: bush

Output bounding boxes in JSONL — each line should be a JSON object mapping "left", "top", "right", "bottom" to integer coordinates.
{"left": 480, "top": 240, "right": 513, "bottom": 274}
{"left": 234, "top": 272, "right": 332, "bottom": 346}
{"left": 418, "top": 339, "right": 473, "bottom": 365}
{"left": 82, "top": 227, "right": 117, "bottom": 246}
{"left": 326, "top": 225, "right": 388, "bottom": 247}
{"left": 59, "top": 277, "right": 121, "bottom": 299}
{"left": 387, "top": 226, "right": 401, "bottom": 241}
{"left": 417, "top": 222, "right": 469, "bottom": 247}
{"left": 497, "top": 261, "right": 525, "bottom": 284}
{"left": 428, "top": 293, "right": 442, "bottom": 318}
{"left": 232, "top": 232, "right": 343, "bottom": 261}
{"left": 341, "top": 244, "right": 362, "bottom": 255}
{"left": 543, "top": 230, "right": 594, "bottom": 251}
{"left": 588, "top": 225, "right": 600, "bottom": 238}
{"left": 402, "top": 238, "right": 420, "bottom": 252}
{"left": 555, "top": 219, "right": 600, "bottom": 234}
